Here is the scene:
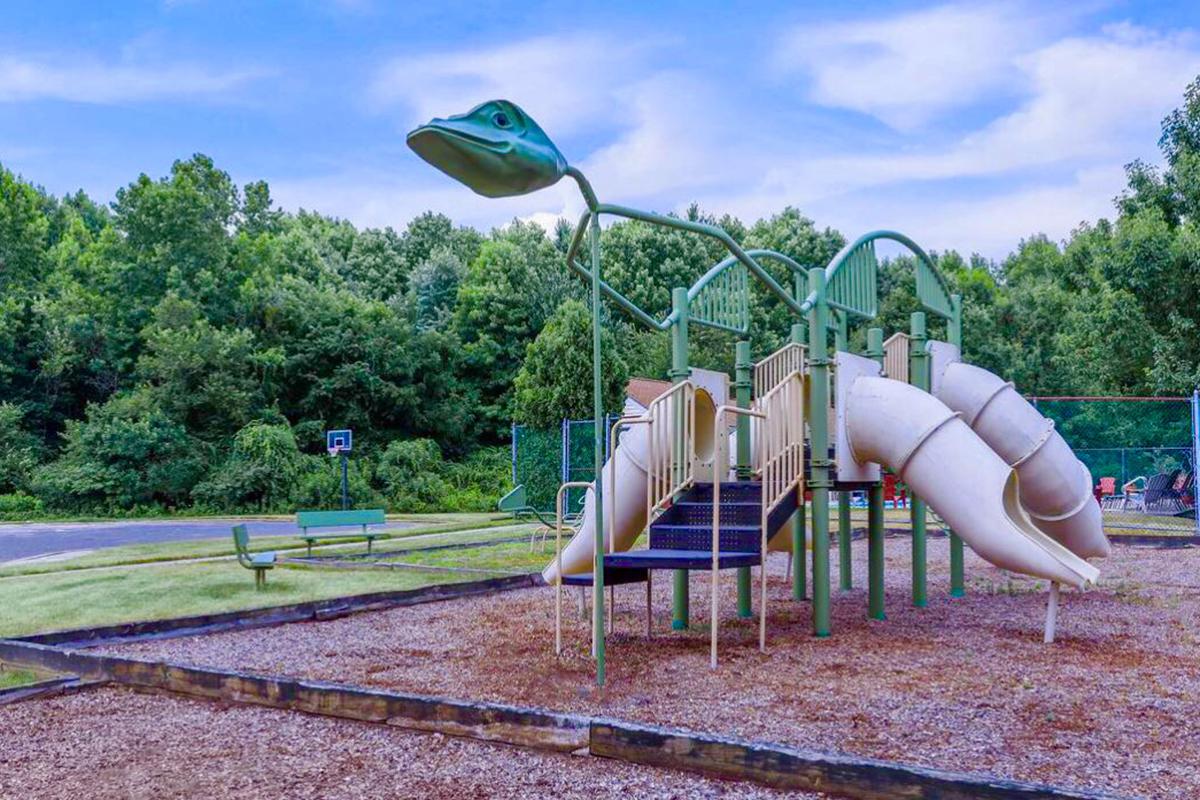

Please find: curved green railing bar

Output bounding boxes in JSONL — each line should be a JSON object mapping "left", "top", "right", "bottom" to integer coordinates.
{"left": 824, "top": 230, "right": 953, "bottom": 320}
{"left": 564, "top": 203, "right": 814, "bottom": 333}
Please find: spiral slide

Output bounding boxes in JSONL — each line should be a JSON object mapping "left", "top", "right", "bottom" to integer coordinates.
{"left": 845, "top": 374, "right": 1101, "bottom": 588}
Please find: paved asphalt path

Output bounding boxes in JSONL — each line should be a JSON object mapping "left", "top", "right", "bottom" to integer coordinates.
{"left": 0, "top": 519, "right": 418, "bottom": 564}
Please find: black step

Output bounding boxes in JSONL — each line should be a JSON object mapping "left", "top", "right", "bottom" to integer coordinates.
{"left": 605, "top": 549, "right": 761, "bottom": 571}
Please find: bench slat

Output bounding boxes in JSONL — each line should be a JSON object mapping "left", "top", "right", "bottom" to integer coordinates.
{"left": 296, "top": 509, "right": 386, "bottom": 528}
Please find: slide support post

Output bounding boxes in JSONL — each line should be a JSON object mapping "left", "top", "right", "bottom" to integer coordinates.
{"left": 865, "top": 327, "right": 886, "bottom": 620}
{"left": 669, "top": 287, "right": 691, "bottom": 631}
{"left": 835, "top": 314, "right": 852, "bottom": 591}
{"left": 908, "top": 311, "right": 928, "bottom": 609}
{"left": 790, "top": 321, "right": 807, "bottom": 602}
{"left": 947, "top": 294, "right": 966, "bottom": 597}
{"left": 735, "top": 340, "right": 753, "bottom": 618}
{"left": 807, "top": 268, "right": 832, "bottom": 637}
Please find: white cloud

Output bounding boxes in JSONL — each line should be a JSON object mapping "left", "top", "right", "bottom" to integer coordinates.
{"left": 0, "top": 55, "right": 268, "bottom": 104}
{"left": 775, "top": 3, "right": 1045, "bottom": 129}
{"left": 368, "top": 34, "right": 647, "bottom": 135}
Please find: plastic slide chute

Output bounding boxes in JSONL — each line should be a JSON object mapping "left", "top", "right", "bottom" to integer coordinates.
{"left": 845, "top": 376, "right": 1100, "bottom": 588}
{"left": 935, "top": 362, "right": 1110, "bottom": 560}
{"left": 541, "top": 388, "right": 718, "bottom": 585}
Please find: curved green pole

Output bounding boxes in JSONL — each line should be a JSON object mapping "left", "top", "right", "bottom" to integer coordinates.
{"left": 835, "top": 313, "right": 852, "bottom": 592}
{"left": 865, "top": 328, "right": 886, "bottom": 620}
{"left": 909, "top": 311, "right": 929, "bottom": 609}
{"left": 807, "top": 268, "right": 831, "bottom": 637}
{"left": 948, "top": 294, "right": 965, "bottom": 597}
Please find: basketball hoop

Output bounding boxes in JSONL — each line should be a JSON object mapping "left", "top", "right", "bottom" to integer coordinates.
{"left": 328, "top": 445, "right": 342, "bottom": 458}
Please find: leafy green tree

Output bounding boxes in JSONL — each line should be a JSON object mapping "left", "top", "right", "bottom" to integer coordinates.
{"left": 137, "top": 295, "right": 268, "bottom": 441}
{"left": 193, "top": 420, "right": 304, "bottom": 511}
{"left": 454, "top": 220, "right": 572, "bottom": 438}
{"left": 32, "top": 390, "right": 204, "bottom": 511}
{"left": 0, "top": 403, "right": 43, "bottom": 493}
{"left": 409, "top": 247, "right": 465, "bottom": 330}
{"left": 514, "top": 299, "right": 628, "bottom": 426}
{"left": 376, "top": 438, "right": 451, "bottom": 512}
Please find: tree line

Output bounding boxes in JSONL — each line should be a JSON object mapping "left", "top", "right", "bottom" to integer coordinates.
{"left": 1, "top": 79, "right": 1198, "bottom": 518}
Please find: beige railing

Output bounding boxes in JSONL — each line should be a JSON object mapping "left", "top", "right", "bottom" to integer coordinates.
{"left": 710, "top": 371, "right": 805, "bottom": 669}
{"left": 754, "top": 342, "right": 806, "bottom": 398}
{"left": 756, "top": 372, "right": 805, "bottom": 519}
{"left": 645, "top": 381, "right": 697, "bottom": 521}
{"left": 554, "top": 481, "right": 593, "bottom": 657}
{"left": 883, "top": 332, "right": 910, "bottom": 382}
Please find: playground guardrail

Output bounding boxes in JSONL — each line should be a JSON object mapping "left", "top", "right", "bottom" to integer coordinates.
{"left": 753, "top": 342, "right": 806, "bottom": 398}
{"left": 645, "top": 381, "right": 697, "bottom": 520}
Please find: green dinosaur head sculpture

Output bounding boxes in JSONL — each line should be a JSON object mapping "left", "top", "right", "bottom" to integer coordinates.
{"left": 406, "top": 100, "right": 568, "bottom": 198}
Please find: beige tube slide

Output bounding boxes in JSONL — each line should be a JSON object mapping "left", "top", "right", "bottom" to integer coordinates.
{"left": 935, "top": 363, "right": 1111, "bottom": 560}
{"left": 542, "top": 390, "right": 718, "bottom": 585}
{"left": 846, "top": 376, "right": 1099, "bottom": 588}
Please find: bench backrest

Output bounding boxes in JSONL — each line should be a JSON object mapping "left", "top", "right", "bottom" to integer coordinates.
{"left": 231, "top": 524, "right": 252, "bottom": 567}
{"left": 295, "top": 508, "right": 386, "bottom": 529}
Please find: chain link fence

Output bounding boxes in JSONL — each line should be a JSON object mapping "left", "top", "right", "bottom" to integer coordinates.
{"left": 511, "top": 416, "right": 617, "bottom": 513}
{"left": 1031, "top": 395, "right": 1199, "bottom": 539}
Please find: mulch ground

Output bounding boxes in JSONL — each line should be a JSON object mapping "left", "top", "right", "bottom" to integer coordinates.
{"left": 106, "top": 536, "right": 1200, "bottom": 799}
{"left": 0, "top": 687, "right": 807, "bottom": 799}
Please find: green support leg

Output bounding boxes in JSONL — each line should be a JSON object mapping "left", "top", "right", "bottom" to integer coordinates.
{"left": 792, "top": 502, "right": 807, "bottom": 601}
{"left": 909, "top": 311, "right": 928, "bottom": 610}
{"left": 911, "top": 497, "right": 928, "bottom": 608}
{"left": 838, "top": 491, "right": 852, "bottom": 591}
{"left": 812, "top": 488, "right": 831, "bottom": 636}
{"left": 807, "top": 267, "right": 831, "bottom": 637}
{"left": 868, "top": 483, "right": 885, "bottom": 620}
{"left": 737, "top": 567, "right": 753, "bottom": 618}
{"left": 948, "top": 294, "right": 966, "bottom": 598}
{"left": 672, "top": 569, "right": 689, "bottom": 630}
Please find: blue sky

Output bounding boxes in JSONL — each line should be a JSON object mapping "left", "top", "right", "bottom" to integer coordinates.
{"left": 3, "top": 1, "right": 1200, "bottom": 258}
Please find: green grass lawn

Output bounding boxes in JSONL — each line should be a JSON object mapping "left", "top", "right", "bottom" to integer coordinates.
{"left": 0, "top": 666, "right": 46, "bottom": 690}
{"left": 381, "top": 538, "right": 554, "bottom": 574}
{"left": 0, "top": 559, "right": 514, "bottom": 639}
{"left": 0, "top": 513, "right": 519, "bottom": 578}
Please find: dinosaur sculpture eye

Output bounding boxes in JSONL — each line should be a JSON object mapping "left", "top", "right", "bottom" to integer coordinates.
{"left": 492, "top": 111, "right": 512, "bottom": 128}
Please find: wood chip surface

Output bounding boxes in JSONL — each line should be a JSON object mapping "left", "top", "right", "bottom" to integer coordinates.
{"left": 0, "top": 687, "right": 808, "bottom": 799}
{"left": 106, "top": 537, "right": 1200, "bottom": 799}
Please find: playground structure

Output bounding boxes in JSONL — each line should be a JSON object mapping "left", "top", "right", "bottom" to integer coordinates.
{"left": 408, "top": 99, "right": 1111, "bottom": 685}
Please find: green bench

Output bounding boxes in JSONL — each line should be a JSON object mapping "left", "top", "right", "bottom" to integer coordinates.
{"left": 232, "top": 524, "right": 276, "bottom": 589}
{"left": 295, "top": 509, "right": 388, "bottom": 557}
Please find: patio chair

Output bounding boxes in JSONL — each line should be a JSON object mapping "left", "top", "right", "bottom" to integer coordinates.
{"left": 1142, "top": 471, "right": 1182, "bottom": 515}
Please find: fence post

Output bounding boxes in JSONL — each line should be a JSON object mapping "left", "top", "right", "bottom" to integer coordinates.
{"left": 1194, "top": 390, "right": 1199, "bottom": 537}
{"left": 511, "top": 422, "right": 518, "bottom": 486}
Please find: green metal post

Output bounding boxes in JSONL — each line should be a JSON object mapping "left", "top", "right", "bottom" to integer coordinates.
{"left": 790, "top": 321, "right": 807, "bottom": 601}
{"left": 947, "top": 294, "right": 965, "bottom": 598}
{"left": 835, "top": 314, "right": 852, "bottom": 592}
{"left": 735, "top": 340, "right": 753, "bottom": 618}
{"left": 909, "top": 311, "right": 928, "bottom": 609}
{"left": 589, "top": 214, "right": 606, "bottom": 684}
{"left": 807, "top": 268, "right": 831, "bottom": 637}
{"left": 865, "top": 327, "right": 886, "bottom": 620}
{"left": 669, "top": 287, "right": 690, "bottom": 631}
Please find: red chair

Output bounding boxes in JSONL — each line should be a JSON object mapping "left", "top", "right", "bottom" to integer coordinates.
{"left": 883, "top": 473, "right": 907, "bottom": 509}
